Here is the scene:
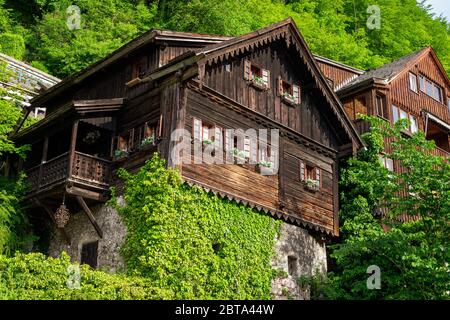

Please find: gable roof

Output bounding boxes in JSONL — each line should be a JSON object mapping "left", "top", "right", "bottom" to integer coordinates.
{"left": 30, "top": 29, "right": 231, "bottom": 108}
{"left": 191, "top": 17, "right": 363, "bottom": 149}
{"left": 313, "top": 54, "right": 365, "bottom": 75}
{"left": 337, "top": 47, "right": 450, "bottom": 94}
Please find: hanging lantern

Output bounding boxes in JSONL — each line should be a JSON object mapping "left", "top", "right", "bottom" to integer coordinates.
{"left": 55, "top": 194, "right": 70, "bottom": 228}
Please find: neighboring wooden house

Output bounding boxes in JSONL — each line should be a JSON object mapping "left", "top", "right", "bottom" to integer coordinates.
{"left": 10, "top": 19, "right": 363, "bottom": 294}
{"left": 318, "top": 47, "right": 450, "bottom": 222}
{"left": 0, "top": 53, "right": 60, "bottom": 117}
{"left": 318, "top": 47, "right": 450, "bottom": 158}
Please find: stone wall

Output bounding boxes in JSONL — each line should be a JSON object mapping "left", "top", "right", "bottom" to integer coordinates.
{"left": 48, "top": 203, "right": 126, "bottom": 273}
{"left": 271, "top": 222, "right": 327, "bottom": 300}
{"left": 48, "top": 203, "right": 327, "bottom": 299}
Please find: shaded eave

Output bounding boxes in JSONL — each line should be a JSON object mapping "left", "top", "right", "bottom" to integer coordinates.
{"left": 313, "top": 54, "right": 365, "bottom": 75}
{"left": 13, "top": 98, "right": 124, "bottom": 141}
{"left": 30, "top": 29, "right": 232, "bottom": 108}
{"left": 337, "top": 46, "right": 450, "bottom": 95}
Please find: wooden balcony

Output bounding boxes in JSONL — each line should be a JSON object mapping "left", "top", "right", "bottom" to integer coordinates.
{"left": 26, "top": 151, "right": 111, "bottom": 199}
{"left": 430, "top": 146, "right": 449, "bottom": 159}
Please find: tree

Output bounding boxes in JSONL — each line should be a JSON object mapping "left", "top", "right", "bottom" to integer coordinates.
{"left": 321, "top": 116, "right": 449, "bottom": 299}
{"left": 0, "top": 62, "right": 33, "bottom": 255}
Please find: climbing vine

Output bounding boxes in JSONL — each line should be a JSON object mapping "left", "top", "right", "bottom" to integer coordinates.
{"left": 110, "top": 154, "right": 281, "bottom": 299}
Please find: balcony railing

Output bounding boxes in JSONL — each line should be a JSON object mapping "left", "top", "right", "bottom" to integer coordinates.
{"left": 26, "top": 151, "right": 111, "bottom": 194}
{"left": 430, "top": 146, "right": 449, "bottom": 159}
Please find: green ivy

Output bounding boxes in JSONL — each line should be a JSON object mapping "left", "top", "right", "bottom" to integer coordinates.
{"left": 110, "top": 154, "right": 281, "bottom": 299}
{"left": 0, "top": 252, "right": 172, "bottom": 299}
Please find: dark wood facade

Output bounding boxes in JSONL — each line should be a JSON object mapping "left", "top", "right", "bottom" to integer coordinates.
{"left": 11, "top": 19, "right": 362, "bottom": 240}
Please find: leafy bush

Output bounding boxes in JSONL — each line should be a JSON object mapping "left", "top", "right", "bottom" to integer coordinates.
{"left": 111, "top": 154, "right": 281, "bottom": 299}
{"left": 319, "top": 116, "right": 450, "bottom": 300}
{"left": 0, "top": 252, "right": 171, "bottom": 300}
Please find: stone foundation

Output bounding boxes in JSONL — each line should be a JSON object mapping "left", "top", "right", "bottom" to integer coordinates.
{"left": 48, "top": 203, "right": 327, "bottom": 299}
{"left": 48, "top": 203, "right": 126, "bottom": 273}
{"left": 271, "top": 222, "right": 327, "bottom": 300}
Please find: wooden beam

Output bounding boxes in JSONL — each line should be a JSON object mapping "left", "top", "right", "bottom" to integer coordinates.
{"left": 76, "top": 196, "right": 103, "bottom": 238}
{"left": 68, "top": 120, "right": 79, "bottom": 178}
{"left": 332, "top": 161, "right": 340, "bottom": 236}
{"left": 34, "top": 199, "right": 71, "bottom": 245}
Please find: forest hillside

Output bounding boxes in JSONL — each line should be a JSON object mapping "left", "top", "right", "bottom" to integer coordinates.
{"left": 0, "top": 0, "right": 449, "bottom": 79}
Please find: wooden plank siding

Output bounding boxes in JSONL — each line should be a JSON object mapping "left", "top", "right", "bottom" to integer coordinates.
{"left": 181, "top": 87, "right": 337, "bottom": 234}
{"left": 203, "top": 41, "right": 340, "bottom": 150}
{"left": 316, "top": 60, "right": 361, "bottom": 91}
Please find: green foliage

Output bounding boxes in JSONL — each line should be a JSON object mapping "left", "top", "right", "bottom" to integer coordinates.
{"left": 0, "top": 61, "right": 33, "bottom": 256}
{"left": 25, "top": 0, "right": 157, "bottom": 78}
{"left": 0, "top": 175, "right": 34, "bottom": 255}
{"left": 0, "top": 252, "right": 171, "bottom": 299}
{"left": 110, "top": 154, "right": 281, "bottom": 299}
{"left": 321, "top": 116, "right": 450, "bottom": 300}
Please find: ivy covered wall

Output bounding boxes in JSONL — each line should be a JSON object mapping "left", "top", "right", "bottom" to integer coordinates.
{"left": 111, "top": 154, "right": 282, "bottom": 299}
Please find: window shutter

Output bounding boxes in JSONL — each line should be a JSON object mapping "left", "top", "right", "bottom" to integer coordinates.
{"left": 243, "top": 60, "right": 252, "bottom": 80}
{"left": 386, "top": 158, "right": 394, "bottom": 172}
{"left": 299, "top": 160, "right": 305, "bottom": 181}
{"left": 110, "top": 136, "right": 118, "bottom": 157}
{"left": 128, "top": 129, "right": 135, "bottom": 151}
{"left": 268, "top": 147, "right": 275, "bottom": 165}
{"left": 278, "top": 76, "right": 283, "bottom": 96}
{"left": 118, "top": 136, "right": 127, "bottom": 151}
{"left": 214, "top": 126, "right": 222, "bottom": 146}
{"left": 144, "top": 122, "right": 153, "bottom": 138}
{"left": 243, "top": 137, "right": 251, "bottom": 159}
{"left": 224, "top": 129, "right": 231, "bottom": 160}
{"left": 293, "top": 84, "right": 300, "bottom": 104}
{"left": 262, "top": 69, "right": 270, "bottom": 88}
{"left": 202, "top": 126, "right": 209, "bottom": 141}
{"left": 251, "top": 138, "right": 258, "bottom": 163}
{"left": 193, "top": 118, "right": 202, "bottom": 140}
{"left": 315, "top": 168, "right": 321, "bottom": 186}
{"left": 157, "top": 114, "right": 163, "bottom": 137}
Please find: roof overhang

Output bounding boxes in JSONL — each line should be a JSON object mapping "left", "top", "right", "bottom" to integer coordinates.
{"left": 423, "top": 111, "right": 450, "bottom": 133}
{"left": 14, "top": 98, "right": 124, "bottom": 141}
{"left": 30, "top": 30, "right": 230, "bottom": 109}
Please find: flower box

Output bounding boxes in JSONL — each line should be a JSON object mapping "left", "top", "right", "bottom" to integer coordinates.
{"left": 304, "top": 178, "right": 320, "bottom": 192}
{"left": 256, "top": 161, "right": 275, "bottom": 175}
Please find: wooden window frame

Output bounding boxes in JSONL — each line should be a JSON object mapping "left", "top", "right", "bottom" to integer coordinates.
{"left": 419, "top": 74, "right": 444, "bottom": 104}
{"left": 131, "top": 57, "right": 147, "bottom": 80}
{"left": 299, "top": 159, "right": 321, "bottom": 190}
{"left": 408, "top": 72, "right": 418, "bottom": 93}
{"left": 375, "top": 94, "right": 388, "bottom": 120}
{"left": 244, "top": 60, "right": 270, "bottom": 90}
{"left": 391, "top": 104, "right": 419, "bottom": 134}
{"left": 379, "top": 155, "right": 394, "bottom": 172}
{"left": 279, "top": 77, "right": 301, "bottom": 106}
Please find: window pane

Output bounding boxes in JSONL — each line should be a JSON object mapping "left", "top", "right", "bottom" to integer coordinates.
{"left": 419, "top": 75, "right": 425, "bottom": 92}
{"left": 410, "top": 115, "right": 418, "bottom": 133}
{"left": 400, "top": 109, "right": 407, "bottom": 120}
{"left": 409, "top": 73, "right": 417, "bottom": 92}
{"left": 385, "top": 158, "right": 394, "bottom": 172}
{"left": 392, "top": 105, "right": 399, "bottom": 123}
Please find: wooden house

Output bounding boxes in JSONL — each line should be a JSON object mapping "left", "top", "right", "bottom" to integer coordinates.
{"left": 10, "top": 18, "right": 363, "bottom": 249}
{"left": 318, "top": 47, "right": 450, "bottom": 158}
